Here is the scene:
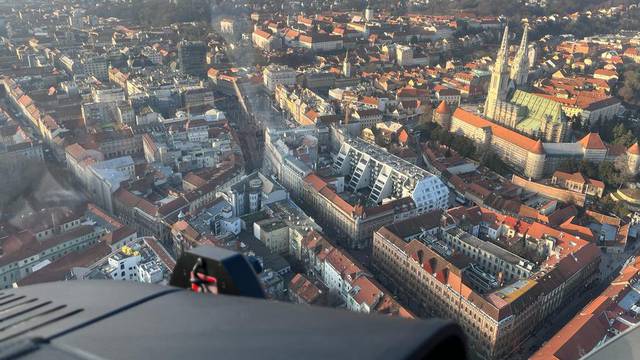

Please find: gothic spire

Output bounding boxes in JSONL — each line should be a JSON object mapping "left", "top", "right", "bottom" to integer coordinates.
{"left": 510, "top": 22, "right": 530, "bottom": 88}
{"left": 484, "top": 23, "right": 512, "bottom": 119}
{"left": 497, "top": 24, "right": 510, "bottom": 66}
{"left": 518, "top": 23, "right": 529, "bottom": 54}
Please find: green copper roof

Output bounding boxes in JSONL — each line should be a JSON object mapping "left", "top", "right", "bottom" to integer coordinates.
{"left": 510, "top": 89, "right": 563, "bottom": 133}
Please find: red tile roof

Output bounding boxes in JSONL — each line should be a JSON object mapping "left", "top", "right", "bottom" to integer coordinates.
{"left": 435, "top": 100, "right": 451, "bottom": 114}
{"left": 531, "top": 313, "right": 609, "bottom": 360}
{"left": 143, "top": 236, "right": 176, "bottom": 270}
{"left": 553, "top": 171, "right": 586, "bottom": 184}
{"left": 253, "top": 29, "right": 272, "bottom": 39}
{"left": 289, "top": 273, "right": 323, "bottom": 304}
{"left": 531, "top": 139, "right": 545, "bottom": 155}
{"left": 452, "top": 108, "right": 540, "bottom": 153}
{"left": 533, "top": 256, "right": 640, "bottom": 360}
{"left": 578, "top": 133, "right": 607, "bottom": 150}
{"left": 349, "top": 276, "right": 382, "bottom": 307}
{"left": 16, "top": 240, "right": 112, "bottom": 286}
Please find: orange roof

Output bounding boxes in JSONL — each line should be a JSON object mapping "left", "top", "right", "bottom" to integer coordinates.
{"left": 532, "top": 313, "right": 608, "bottom": 360}
{"left": 435, "top": 100, "right": 451, "bottom": 114}
{"left": 398, "top": 129, "right": 409, "bottom": 144}
{"left": 18, "top": 95, "right": 33, "bottom": 107}
{"left": 553, "top": 171, "right": 586, "bottom": 184}
{"left": 452, "top": 108, "right": 540, "bottom": 153}
{"left": 578, "top": 133, "right": 607, "bottom": 150}
{"left": 320, "top": 187, "right": 354, "bottom": 214}
{"left": 531, "top": 139, "right": 545, "bottom": 155}
{"left": 304, "top": 174, "right": 354, "bottom": 214}
{"left": 628, "top": 142, "right": 640, "bottom": 155}
{"left": 253, "top": 29, "right": 272, "bottom": 39}
{"left": 304, "top": 173, "right": 327, "bottom": 192}
{"left": 350, "top": 276, "right": 382, "bottom": 306}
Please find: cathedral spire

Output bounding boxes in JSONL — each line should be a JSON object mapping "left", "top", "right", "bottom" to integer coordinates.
{"left": 510, "top": 22, "right": 530, "bottom": 88}
{"left": 484, "top": 23, "right": 511, "bottom": 120}
{"left": 497, "top": 24, "right": 510, "bottom": 67}
{"left": 518, "top": 23, "right": 529, "bottom": 54}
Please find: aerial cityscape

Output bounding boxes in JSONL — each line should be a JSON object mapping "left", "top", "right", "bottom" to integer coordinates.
{"left": 2, "top": 0, "right": 640, "bottom": 358}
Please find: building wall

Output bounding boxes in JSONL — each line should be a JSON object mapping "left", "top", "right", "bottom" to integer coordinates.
{"left": 254, "top": 222, "right": 289, "bottom": 254}
{"left": 371, "top": 232, "right": 502, "bottom": 358}
{"left": 0, "top": 226, "right": 104, "bottom": 288}
{"left": 512, "top": 175, "right": 587, "bottom": 206}
{"left": 372, "top": 224, "right": 601, "bottom": 359}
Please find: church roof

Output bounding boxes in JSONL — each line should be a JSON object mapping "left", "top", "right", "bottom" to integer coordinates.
{"left": 578, "top": 133, "right": 606, "bottom": 150}
{"left": 435, "top": 100, "right": 451, "bottom": 114}
{"left": 510, "top": 90, "right": 564, "bottom": 134}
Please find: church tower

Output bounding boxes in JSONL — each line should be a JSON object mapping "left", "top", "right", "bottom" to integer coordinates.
{"left": 510, "top": 23, "right": 530, "bottom": 88}
{"left": 343, "top": 50, "right": 352, "bottom": 78}
{"left": 433, "top": 100, "right": 452, "bottom": 130}
{"left": 484, "top": 25, "right": 511, "bottom": 120}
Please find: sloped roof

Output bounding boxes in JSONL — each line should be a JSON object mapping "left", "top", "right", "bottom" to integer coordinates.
{"left": 531, "top": 139, "right": 545, "bottom": 154}
{"left": 578, "top": 133, "right": 607, "bottom": 150}
{"left": 453, "top": 108, "right": 541, "bottom": 153}
{"left": 435, "top": 100, "right": 451, "bottom": 114}
{"left": 510, "top": 90, "right": 564, "bottom": 134}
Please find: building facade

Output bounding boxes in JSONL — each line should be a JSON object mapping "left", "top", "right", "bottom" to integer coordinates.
{"left": 371, "top": 210, "right": 601, "bottom": 359}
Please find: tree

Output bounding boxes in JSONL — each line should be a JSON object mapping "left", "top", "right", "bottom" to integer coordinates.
{"left": 611, "top": 123, "right": 636, "bottom": 147}
{"left": 599, "top": 195, "right": 630, "bottom": 218}
{"left": 478, "top": 149, "right": 510, "bottom": 176}
{"left": 618, "top": 64, "right": 640, "bottom": 107}
{"left": 558, "top": 158, "right": 580, "bottom": 173}
{"left": 570, "top": 116, "right": 582, "bottom": 131}
{"left": 579, "top": 160, "right": 599, "bottom": 179}
{"left": 451, "top": 136, "right": 476, "bottom": 158}
{"left": 596, "top": 160, "right": 632, "bottom": 189}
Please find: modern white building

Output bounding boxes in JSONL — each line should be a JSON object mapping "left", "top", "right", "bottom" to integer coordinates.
{"left": 333, "top": 137, "right": 449, "bottom": 211}
{"left": 106, "top": 246, "right": 141, "bottom": 281}
{"left": 98, "top": 237, "right": 174, "bottom": 284}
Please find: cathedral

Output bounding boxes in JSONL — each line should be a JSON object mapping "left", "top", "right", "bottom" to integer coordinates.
{"left": 438, "top": 23, "right": 640, "bottom": 180}
{"left": 483, "top": 24, "right": 568, "bottom": 143}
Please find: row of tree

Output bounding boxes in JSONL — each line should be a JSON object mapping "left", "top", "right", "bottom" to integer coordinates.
{"left": 557, "top": 158, "right": 632, "bottom": 189}
{"left": 618, "top": 64, "right": 640, "bottom": 108}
